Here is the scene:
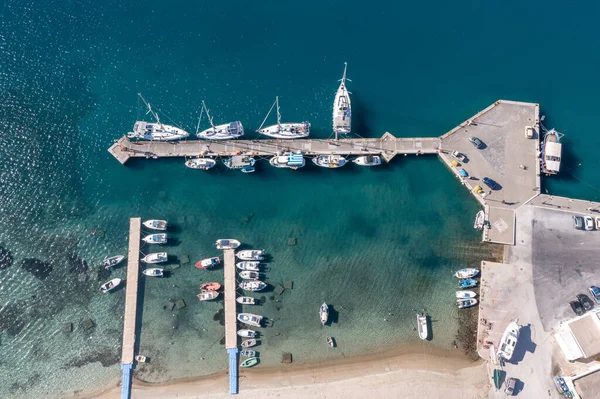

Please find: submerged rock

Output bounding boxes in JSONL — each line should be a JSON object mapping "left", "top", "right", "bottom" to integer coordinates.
{"left": 20, "top": 258, "right": 53, "bottom": 280}
{"left": 64, "top": 348, "right": 119, "bottom": 368}
{"left": 0, "top": 302, "right": 26, "bottom": 336}
{"left": 0, "top": 245, "right": 14, "bottom": 269}
{"left": 63, "top": 323, "right": 74, "bottom": 333}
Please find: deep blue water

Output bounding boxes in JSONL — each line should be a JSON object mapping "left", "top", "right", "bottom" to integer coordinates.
{"left": 1, "top": 0, "right": 600, "bottom": 397}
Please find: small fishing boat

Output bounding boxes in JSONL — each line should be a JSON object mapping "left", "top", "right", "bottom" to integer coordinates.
{"left": 353, "top": 155, "right": 381, "bottom": 166}
{"left": 326, "top": 336, "right": 335, "bottom": 347}
{"left": 416, "top": 312, "right": 428, "bottom": 340}
{"left": 497, "top": 319, "right": 520, "bottom": 360}
{"left": 196, "top": 101, "right": 244, "bottom": 140}
{"left": 200, "top": 282, "right": 221, "bottom": 291}
{"left": 240, "top": 357, "right": 258, "bottom": 368}
{"left": 457, "top": 298, "right": 478, "bottom": 309}
{"left": 239, "top": 280, "right": 267, "bottom": 291}
{"left": 239, "top": 270, "right": 260, "bottom": 280}
{"left": 474, "top": 210, "right": 485, "bottom": 230}
{"left": 454, "top": 268, "right": 479, "bottom": 279}
{"left": 312, "top": 154, "right": 347, "bottom": 168}
{"left": 135, "top": 355, "right": 147, "bottom": 363}
{"left": 237, "top": 313, "right": 263, "bottom": 327}
{"left": 236, "top": 261, "right": 260, "bottom": 271}
{"left": 143, "top": 219, "right": 167, "bottom": 231}
{"left": 223, "top": 155, "right": 255, "bottom": 170}
{"left": 458, "top": 279, "right": 478, "bottom": 289}
{"left": 333, "top": 62, "right": 351, "bottom": 136}
{"left": 320, "top": 302, "right": 329, "bottom": 326}
{"left": 240, "top": 349, "right": 256, "bottom": 357}
{"left": 456, "top": 290, "right": 477, "bottom": 299}
{"left": 541, "top": 128, "right": 563, "bottom": 175}
{"left": 185, "top": 158, "right": 216, "bottom": 170}
{"left": 128, "top": 94, "right": 190, "bottom": 141}
{"left": 103, "top": 255, "right": 125, "bottom": 269}
{"left": 241, "top": 166, "right": 255, "bottom": 174}
{"left": 196, "top": 257, "right": 220, "bottom": 269}
{"left": 142, "top": 268, "right": 164, "bottom": 277}
{"left": 236, "top": 296, "right": 256, "bottom": 305}
{"left": 100, "top": 278, "right": 122, "bottom": 293}
{"left": 236, "top": 249, "right": 265, "bottom": 261}
{"left": 257, "top": 97, "right": 310, "bottom": 139}
{"left": 269, "top": 152, "right": 306, "bottom": 170}
{"left": 215, "top": 239, "right": 241, "bottom": 250}
{"left": 142, "top": 233, "right": 167, "bottom": 244}
{"left": 197, "top": 290, "right": 219, "bottom": 301}
{"left": 141, "top": 252, "right": 168, "bottom": 263}
{"left": 241, "top": 339, "right": 257, "bottom": 348}
{"left": 237, "top": 329, "right": 257, "bottom": 338}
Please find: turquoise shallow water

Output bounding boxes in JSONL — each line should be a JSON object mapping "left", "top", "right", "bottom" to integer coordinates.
{"left": 1, "top": 0, "right": 600, "bottom": 397}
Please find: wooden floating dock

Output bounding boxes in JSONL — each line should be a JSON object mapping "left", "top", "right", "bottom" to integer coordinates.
{"left": 121, "top": 217, "right": 141, "bottom": 399}
{"left": 108, "top": 133, "right": 441, "bottom": 165}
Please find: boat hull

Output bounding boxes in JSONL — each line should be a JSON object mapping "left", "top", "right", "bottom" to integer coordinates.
{"left": 200, "top": 282, "right": 222, "bottom": 291}
{"left": 320, "top": 303, "right": 329, "bottom": 326}
{"left": 185, "top": 158, "right": 216, "bottom": 170}
{"left": 456, "top": 290, "right": 477, "bottom": 299}
{"left": 141, "top": 252, "right": 168, "bottom": 264}
{"left": 353, "top": 155, "right": 381, "bottom": 166}
{"left": 197, "top": 121, "right": 244, "bottom": 140}
{"left": 236, "top": 250, "right": 265, "bottom": 261}
{"left": 239, "top": 280, "right": 267, "bottom": 291}
{"left": 143, "top": 220, "right": 167, "bottom": 231}
{"left": 258, "top": 122, "right": 310, "bottom": 139}
{"left": 455, "top": 268, "right": 479, "bottom": 279}
{"left": 236, "top": 261, "right": 260, "bottom": 271}
{"left": 100, "top": 278, "right": 122, "bottom": 293}
{"left": 215, "top": 239, "right": 241, "bottom": 249}
{"left": 142, "top": 268, "right": 164, "bottom": 277}
{"left": 236, "top": 296, "right": 256, "bottom": 305}
{"left": 197, "top": 291, "right": 219, "bottom": 301}
{"left": 103, "top": 255, "right": 125, "bottom": 269}
{"left": 241, "top": 339, "right": 257, "bottom": 348}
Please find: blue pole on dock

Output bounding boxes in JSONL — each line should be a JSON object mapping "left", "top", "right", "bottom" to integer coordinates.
{"left": 121, "top": 364, "right": 133, "bottom": 399}
{"left": 227, "top": 348, "right": 239, "bottom": 394}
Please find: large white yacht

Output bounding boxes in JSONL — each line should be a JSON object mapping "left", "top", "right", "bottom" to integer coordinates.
{"left": 257, "top": 97, "right": 310, "bottom": 139}
{"left": 333, "top": 63, "right": 351, "bottom": 136}
{"left": 196, "top": 101, "right": 244, "bottom": 140}
{"left": 128, "top": 94, "right": 190, "bottom": 141}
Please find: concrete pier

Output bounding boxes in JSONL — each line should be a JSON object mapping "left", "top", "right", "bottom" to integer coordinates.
{"left": 222, "top": 248, "right": 238, "bottom": 394}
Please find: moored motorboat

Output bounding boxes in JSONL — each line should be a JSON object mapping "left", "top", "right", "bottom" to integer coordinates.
{"left": 185, "top": 158, "right": 216, "bottom": 170}
{"left": 196, "top": 101, "right": 244, "bottom": 140}
{"left": 100, "top": 278, "right": 122, "bottom": 293}
{"left": 333, "top": 62, "right": 351, "bottom": 136}
{"left": 237, "top": 313, "right": 263, "bottom": 327}
{"left": 215, "top": 239, "right": 241, "bottom": 250}
{"left": 353, "top": 155, "right": 381, "bottom": 166}
{"left": 200, "top": 282, "right": 221, "bottom": 291}
{"left": 239, "top": 280, "right": 267, "bottom": 291}
{"left": 236, "top": 261, "right": 260, "bottom": 271}
{"left": 474, "top": 210, "right": 485, "bottom": 230}
{"left": 312, "top": 154, "right": 347, "bottom": 168}
{"left": 141, "top": 252, "right": 168, "bottom": 263}
{"left": 257, "top": 97, "right": 310, "bottom": 139}
{"left": 196, "top": 257, "right": 221, "bottom": 269}
{"left": 240, "top": 357, "right": 258, "bottom": 368}
{"left": 320, "top": 302, "right": 329, "bottom": 326}
{"left": 236, "top": 249, "right": 265, "bottom": 261}
{"left": 416, "top": 312, "right": 428, "bottom": 340}
{"left": 454, "top": 268, "right": 479, "bottom": 279}
{"left": 541, "top": 128, "right": 563, "bottom": 175}
{"left": 142, "top": 233, "right": 167, "bottom": 244}
{"left": 457, "top": 298, "right": 478, "bottom": 309}
{"left": 223, "top": 155, "right": 255, "bottom": 170}
{"left": 239, "top": 270, "right": 260, "bottom": 280}
{"left": 103, "top": 255, "right": 125, "bottom": 269}
{"left": 143, "top": 219, "right": 167, "bottom": 231}
{"left": 458, "top": 279, "right": 478, "bottom": 289}
{"left": 326, "top": 336, "right": 335, "bottom": 347}
{"left": 497, "top": 319, "right": 520, "bottom": 360}
{"left": 241, "top": 166, "right": 255, "bottom": 174}
{"left": 236, "top": 296, "right": 256, "bottom": 305}
{"left": 237, "top": 329, "right": 257, "bottom": 338}
{"left": 456, "top": 290, "right": 477, "bottom": 299}
{"left": 197, "top": 290, "right": 219, "bottom": 301}
{"left": 269, "top": 152, "right": 306, "bottom": 170}
{"left": 142, "top": 268, "right": 164, "bottom": 277}
{"left": 127, "top": 94, "right": 190, "bottom": 141}
{"left": 241, "top": 339, "right": 257, "bottom": 348}
{"left": 135, "top": 355, "right": 147, "bottom": 363}
{"left": 240, "top": 349, "right": 256, "bottom": 357}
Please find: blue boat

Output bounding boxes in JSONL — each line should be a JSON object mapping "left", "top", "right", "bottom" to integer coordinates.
{"left": 458, "top": 279, "right": 478, "bottom": 289}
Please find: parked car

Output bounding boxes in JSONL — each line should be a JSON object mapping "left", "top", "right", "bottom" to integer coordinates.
{"left": 596, "top": 216, "right": 600, "bottom": 230}
{"left": 469, "top": 136, "right": 483, "bottom": 148}
{"left": 458, "top": 168, "right": 468, "bottom": 177}
{"left": 505, "top": 377, "right": 517, "bottom": 395}
{"left": 588, "top": 286, "right": 600, "bottom": 303}
{"left": 577, "top": 294, "right": 594, "bottom": 311}
{"left": 570, "top": 300, "right": 585, "bottom": 316}
{"left": 584, "top": 216, "right": 595, "bottom": 231}
{"left": 482, "top": 177, "right": 499, "bottom": 190}
{"left": 451, "top": 151, "right": 466, "bottom": 162}
{"left": 473, "top": 185, "right": 484, "bottom": 194}
{"left": 573, "top": 216, "right": 584, "bottom": 230}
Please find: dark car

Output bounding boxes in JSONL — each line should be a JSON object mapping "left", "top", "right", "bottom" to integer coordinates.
{"left": 469, "top": 136, "right": 483, "bottom": 148}
{"left": 483, "top": 177, "right": 499, "bottom": 190}
{"left": 577, "top": 294, "right": 594, "bottom": 311}
{"left": 570, "top": 300, "right": 585, "bottom": 316}
{"left": 573, "top": 216, "right": 584, "bottom": 230}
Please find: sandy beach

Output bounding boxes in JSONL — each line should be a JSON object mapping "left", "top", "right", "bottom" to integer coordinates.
{"left": 91, "top": 344, "right": 489, "bottom": 399}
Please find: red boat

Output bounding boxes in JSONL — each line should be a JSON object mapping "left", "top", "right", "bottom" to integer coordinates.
{"left": 200, "top": 282, "right": 221, "bottom": 291}
{"left": 195, "top": 256, "right": 221, "bottom": 269}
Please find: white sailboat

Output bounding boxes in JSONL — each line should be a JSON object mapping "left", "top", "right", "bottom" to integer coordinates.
{"left": 128, "top": 94, "right": 190, "bottom": 141}
{"left": 312, "top": 154, "right": 347, "bottom": 168}
{"left": 497, "top": 319, "right": 520, "bottom": 361}
{"left": 196, "top": 101, "right": 244, "bottom": 140}
{"left": 333, "top": 62, "right": 351, "bottom": 137}
{"left": 257, "top": 96, "right": 310, "bottom": 139}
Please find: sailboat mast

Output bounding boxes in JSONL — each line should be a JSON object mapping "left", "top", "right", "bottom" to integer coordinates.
{"left": 195, "top": 105, "right": 204, "bottom": 135}
{"left": 276, "top": 96, "right": 281, "bottom": 128}
{"left": 202, "top": 101, "right": 215, "bottom": 130}
{"left": 341, "top": 62, "right": 348, "bottom": 85}
{"left": 138, "top": 93, "right": 162, "bottom": 126}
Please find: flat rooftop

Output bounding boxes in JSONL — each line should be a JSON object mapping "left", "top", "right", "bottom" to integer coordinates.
{"left": 574, "top": 370, "right": 600, "bottom": 399}
{"left": 570, "top": 313, "right": 600, "bottom": 358}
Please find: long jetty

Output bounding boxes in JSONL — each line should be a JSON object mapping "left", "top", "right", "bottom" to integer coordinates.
{"left": 121, "top": 217, "right": 141, "bottom": 399}
{"left": 223, "top": 248, "right": 239, "bottom": 394}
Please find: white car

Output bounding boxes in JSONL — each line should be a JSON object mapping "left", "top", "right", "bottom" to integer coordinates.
{"left": 585, "top": 216, "right": 595, "bottom": 231}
